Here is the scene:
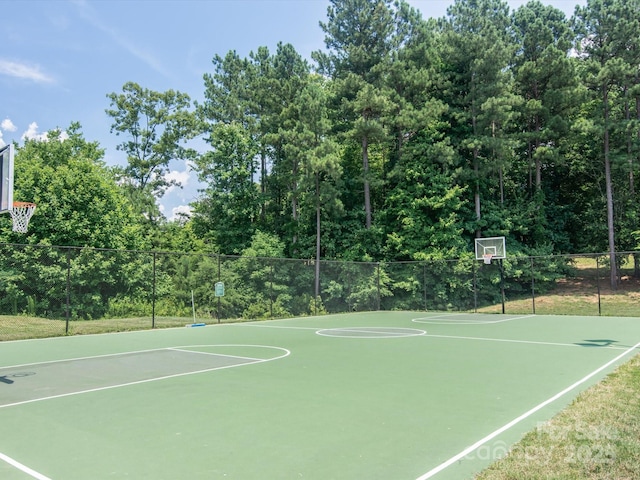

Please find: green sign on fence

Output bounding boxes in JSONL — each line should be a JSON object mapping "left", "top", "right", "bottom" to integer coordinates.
{"left": 215, "top": 281, "right": 225, "bottom": 297}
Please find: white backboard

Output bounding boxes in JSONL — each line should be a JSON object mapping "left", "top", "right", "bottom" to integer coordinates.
{"left": 474, "top": 236, "right": 506, "bottom": 260}
{"left": 0, "top": 144, "right": 14, "bottom": 213}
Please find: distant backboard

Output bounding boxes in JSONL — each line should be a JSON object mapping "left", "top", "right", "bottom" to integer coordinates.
{"left": 0, "top": 144, "right": 14, "bottom": 213}
{"left": 474, "top": 236, "right": 506, "bottom": 260}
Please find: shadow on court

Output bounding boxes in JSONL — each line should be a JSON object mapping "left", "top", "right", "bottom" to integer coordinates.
{"left": 575, "top": 339, "right": 619, "bottom": 348}
{"left": 0, "top": 348, "right": 263, "bottom": 407}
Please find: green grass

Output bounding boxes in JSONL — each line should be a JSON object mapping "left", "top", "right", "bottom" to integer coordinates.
{"left": 488, "top": 289, "right": 640, "bottom": 317}
{"left": 0, "top": 314, "right": 267, "bottom": 341}
{"left": 475, "top": 353, "right": 640, "bottom": 479}
{"left": 0, "top": 315, "right": 225, "bottom": 341}
{"left": 481, "top": 261, "right": 640, "bottom": 317}
{"left": 0, "top": 316, "right": 67, "bottom": 341}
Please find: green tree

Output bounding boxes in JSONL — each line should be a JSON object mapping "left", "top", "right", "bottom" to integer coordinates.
{"left": 384, "top": 5, "right": 445, "bottom": 171}
{"left": 510, "top": 1, "right": 579, "bottom": 248}
{"left": 574, "top": 0, "right": 640, "bottom": 287}
{"left": 380, "top": 5, "right": 468, "bottom": 260}
{"left": 231, "top": 231, "right": 296, "bottom": 319}
{"left": 197, "top": 50, "right": 268, "bottom": 252}
{"left": 512, "top": 1, "right": 576, "bottom": 192}
{"left": 293, "top": 76, "right": 343, "bottom": 297}
{"left": 260, "top": 43, "right": 313, "bottom": 249}
{"left": 384, "top": 134, "right": 467, "bottom": 261}
{"left": 3, "top": 123, "right": 142, "bottom": 249}
{"left": 200, "top": 49, "right": 272, "bottom": 224}
{"left": 0, "top": 124, "right": 146, "bottom": 319}
{"left": 442, "top": 0, "right": 517, "bottom": 237}
{"left": 314, "top": 0, "right": 398, "bottom": 230}
{"left": 106, "top": 81, "right": 200, "bottom": 227}
{"left": 191, "top": 122, "right": 260, "bottom": 254}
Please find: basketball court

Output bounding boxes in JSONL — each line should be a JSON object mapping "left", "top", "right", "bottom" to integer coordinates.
{"left": 1, "top": 311, "right": 639, "bottom": 479}
{"left": 3, "top": 131, "right": 638, "bottom": 479}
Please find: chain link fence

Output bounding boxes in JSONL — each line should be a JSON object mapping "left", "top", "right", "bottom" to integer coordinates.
{"left": 1, "top": 243, "right": 639, "bottom": 340}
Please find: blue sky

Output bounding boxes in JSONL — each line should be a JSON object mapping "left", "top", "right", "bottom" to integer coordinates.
{"left": 1, "top": 0, "right": 584, "bottom": 220}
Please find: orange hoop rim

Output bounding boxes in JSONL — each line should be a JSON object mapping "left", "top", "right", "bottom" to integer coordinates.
{"left": 13, "top": 201, "right": 37, "bottom": 208}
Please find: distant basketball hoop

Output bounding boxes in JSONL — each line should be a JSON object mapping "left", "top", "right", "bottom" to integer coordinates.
{"left": 10, "top": 202, "right": 36, "bottom": 233}
{"left": 474, "top": 236, "right": 506, "bottom": 263}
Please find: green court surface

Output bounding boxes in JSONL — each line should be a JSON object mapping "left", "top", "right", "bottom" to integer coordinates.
{"left": 1, "top": 311, "right": 639, "bottom": 479}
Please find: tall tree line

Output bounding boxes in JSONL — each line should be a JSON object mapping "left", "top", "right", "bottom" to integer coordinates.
{"left": 182, "top": 0, "right": 640, "bottom": 290}
{"left": 6, "top": 0, "right": 640, "bottom": 293}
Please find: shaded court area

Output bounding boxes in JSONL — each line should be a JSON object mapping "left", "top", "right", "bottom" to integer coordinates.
{"left": 0, "top": 346, "right": 287, "bottom": 408}
{"left": 1, "top": 311, "right": 639, "bottom": 479}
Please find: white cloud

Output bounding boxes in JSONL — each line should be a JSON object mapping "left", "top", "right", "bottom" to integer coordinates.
{"left": 0, "top": 59, "right": 54, "bottom": 83}
{"left": 1, "top": 119, "right": 17, "bottom": 132}
{"left": 0, "top": 131, "right": 4, "bottom": 148}
{"left": 22, "top": 122, "right": 47, "bottom": 141}
{"left": 169, "top": 204, "right": 192, "bottom": 221}
{"left": 21, "top": 122, "right": 69, "bottom": 142}
{"left": 164, "top": 168, "right": 191, "bottom": 193}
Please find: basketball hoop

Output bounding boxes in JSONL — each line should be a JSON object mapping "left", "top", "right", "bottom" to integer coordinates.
{"left": 9, "top": 202, "right": 36, "bottom": 233}
{"left": 482, "top": 253, "right": 493, "bottom": 265}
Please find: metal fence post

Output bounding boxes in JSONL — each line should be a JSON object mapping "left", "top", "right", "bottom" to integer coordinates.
{"left": 376, "top": 262, "right": 381, "bottom": 311}
{"left": 596, "top": 255, "right": 602, "bottom": 316}
{"left": 152, "top": 251, "right": 156, "bottom": 329}
{"left": 530, "top": 256, "right": 536, "bottom": 314}
{"left": 472, "top": 258, "right": 477, "bottom": 313}
{"left": 270, "top": 260, "right": 274, "bottom": 318}
{"left": 423, "top": 262, "right": 427, "bottom": 311}
{"left": 217, "top": 254, "right": 221, "bottom": 323}
{"left": 499, "top": 259, "right": 506, "bottom": 314}
{"left": 65, "top": 248, "right": 71, "bottom": 334}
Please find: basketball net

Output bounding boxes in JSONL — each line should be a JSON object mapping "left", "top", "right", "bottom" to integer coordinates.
{"left": 482, "top": 253, "right": 493, "bottom": 265}
{"left": 10, "top": 202, "right": 36, "bottom": 233}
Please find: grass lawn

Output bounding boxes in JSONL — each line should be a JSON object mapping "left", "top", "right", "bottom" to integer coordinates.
{"left": 0, "top": 316, "right": 203, "bottom": 341}
{"left": 0, "top": 314, "right": 260, "bottom": 341}
{"left": 475, "top": 353, "right": 640, "bottom": 479}
{"left": 482, "top": 256, "right": 640, "bottom": 317}
{"left": 489, "top": 288, "right": 640, "bottom": 317}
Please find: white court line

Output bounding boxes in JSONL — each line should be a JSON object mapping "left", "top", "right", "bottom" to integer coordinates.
{"left": 424, "top": 333, "right": 628, "bottom": 350}
{"left": 415, "top": 339, "right": 640, "bottom": 480}
{"left": 167, "top": 347, "right": 263, "bottom": 362}
{"left": 236, "top": 323, "right": 320, "bottom": 331}
{"left": 413, "top": 314, "right": 535, "bottom": 325}
{"left": 316, "top": 327, "right": 426, "bottom": 338}
{"left": 0, "top": 452, "right": 51, "bottom": 480}
{"left": 237, "top": 318, "right": 590, "bottom": 347}
{"left": 240, "top": 323, "right": 427, "bottom": 338}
